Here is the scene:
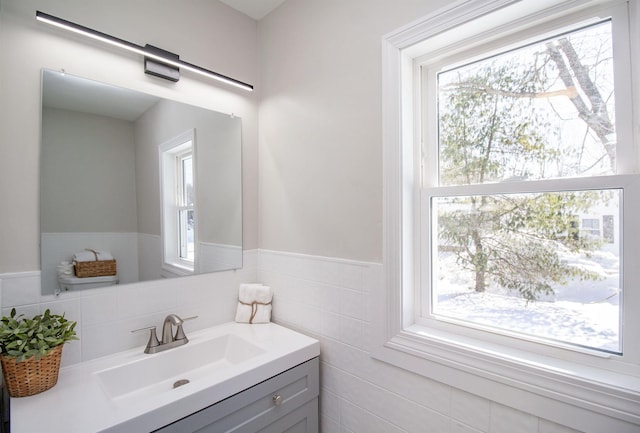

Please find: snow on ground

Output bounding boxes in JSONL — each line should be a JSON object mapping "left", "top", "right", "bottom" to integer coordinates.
{"left": 434, "top": 250, "right": 621, "bottom": 353}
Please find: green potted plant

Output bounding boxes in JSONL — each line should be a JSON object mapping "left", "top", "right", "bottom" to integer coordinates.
{"left": 0, "top": 308, "right": 78, "bottom": 397}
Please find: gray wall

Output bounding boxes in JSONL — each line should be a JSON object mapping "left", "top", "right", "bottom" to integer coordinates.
{"left": 257, "top": 0, "right": 449, "bottom": 262}
{"left": 41, "top": 107, "right": 138, "bottom": 233}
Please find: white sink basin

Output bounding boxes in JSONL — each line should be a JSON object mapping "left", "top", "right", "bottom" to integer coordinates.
{"left": 11, "top": 322, "right": 319, "bottom": 433}
{"left": 97, "top": 333, "right": 265, "bottom": 400}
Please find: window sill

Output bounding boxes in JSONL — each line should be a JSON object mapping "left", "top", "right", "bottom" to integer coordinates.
{"left": 161, "top": 262, "right": 194, "bottom": 278}
{"left": 372, "top": 324, "right": 640, "bottom": 431}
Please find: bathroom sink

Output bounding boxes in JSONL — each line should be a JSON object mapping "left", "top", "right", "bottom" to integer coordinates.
{"left": 12, "top": 322, "right": 319, "bottom": 433}
{"left": 97, "top": 333, "right": 265, "bottom": 401}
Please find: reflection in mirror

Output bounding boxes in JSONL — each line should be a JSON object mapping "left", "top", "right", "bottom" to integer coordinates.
{"left": 40, "top": 69, "right": 242, "bottom": 295}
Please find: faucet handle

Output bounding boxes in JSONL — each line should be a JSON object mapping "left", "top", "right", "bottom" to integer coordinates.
{"left": 174, "top": 316, "right": 198, "bottom": 341}
{"left": 132, "top": 325, "right": 160, "bottom": 353}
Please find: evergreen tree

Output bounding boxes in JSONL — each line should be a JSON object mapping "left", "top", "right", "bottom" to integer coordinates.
{"left": 437, "top": 26, "right": 614, "bottom": 301}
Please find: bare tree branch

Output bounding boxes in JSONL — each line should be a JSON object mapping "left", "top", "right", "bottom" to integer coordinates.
{"left": 546, "top": 38, "right": 615, "bottom": 169}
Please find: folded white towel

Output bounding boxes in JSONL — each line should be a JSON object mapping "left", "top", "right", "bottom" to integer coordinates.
{"left": 238, "top": 283, "right": 273, "bottom": 303}
{"left": 73, "top": 249, "right": 114, "bottom": 262}
{"left": 235, "top": 284, "right": 273, "bottom": 324}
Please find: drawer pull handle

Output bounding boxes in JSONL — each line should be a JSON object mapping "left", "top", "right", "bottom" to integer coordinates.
{"left": 272, "top": 394, "right": 283, "bottom": 406}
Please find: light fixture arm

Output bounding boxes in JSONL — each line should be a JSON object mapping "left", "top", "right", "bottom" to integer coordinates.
{"left": 35, "top": 11, "right": 254, "bottom": 91}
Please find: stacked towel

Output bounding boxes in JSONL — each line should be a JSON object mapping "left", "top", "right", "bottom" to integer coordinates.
{"left": 235, "top": 283, "right": 273, "bottom": 324}
{"left": 73, "top": 249, "right": 114, "bottom": 262}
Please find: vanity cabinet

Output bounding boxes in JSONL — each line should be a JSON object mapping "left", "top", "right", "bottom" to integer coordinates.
{"left": 155, "top": 357, "right": 319, "bottom": 433}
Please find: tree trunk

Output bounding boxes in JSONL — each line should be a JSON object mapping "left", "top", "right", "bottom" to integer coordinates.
{"left": 471, "top": 229, "right": 486, "bottom": 292}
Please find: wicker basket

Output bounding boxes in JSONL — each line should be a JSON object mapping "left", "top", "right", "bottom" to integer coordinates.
{"left": 74, "top": 259, "right": 117, "bottom": 278}
{"left": 0, "top": 345, "right": 63, "bottom": 397}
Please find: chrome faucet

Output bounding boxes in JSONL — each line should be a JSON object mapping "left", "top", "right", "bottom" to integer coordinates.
{"left": 162, "top": 313, "right": 185, "bottom": 344}
{"left": 132, "top": 314, "right": 197, "bottom": 354}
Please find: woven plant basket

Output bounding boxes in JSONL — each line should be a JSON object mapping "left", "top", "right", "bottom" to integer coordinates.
{"left": 0, "top": 345, "right": 63, "bottom": 397}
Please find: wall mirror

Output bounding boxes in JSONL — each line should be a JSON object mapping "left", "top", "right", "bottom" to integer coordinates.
{"left": 40, "top": 69, "right": 242, "bottom": 295}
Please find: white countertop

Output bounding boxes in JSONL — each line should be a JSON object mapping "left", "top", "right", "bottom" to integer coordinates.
{"left": 10, "top": 322, "right": 319, "bottom": 433}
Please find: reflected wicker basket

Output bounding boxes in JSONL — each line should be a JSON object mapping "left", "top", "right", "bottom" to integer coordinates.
{"left": 74, "top": 259, "right": 117, "bottom": 278}
{"left": 0, "top": 345, "right": 63, "bottom": 397}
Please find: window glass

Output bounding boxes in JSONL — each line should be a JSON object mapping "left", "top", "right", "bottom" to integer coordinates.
{"left": 177, "top": 152, "right": 194, "bottom": 263}
{"left": 178, "top": 208, "right": 195, "bottom": 262}
{"left": 429, "top": 19, "right": 623, "bottom": 354}
{"left": 437, "top": 20, "right": 615, "bottom": 185}
{"left": 180, "top": 154, "right": 194, "bottom": 206}
{"left": 431, "top": 189, "right": 621, "bottom": 353}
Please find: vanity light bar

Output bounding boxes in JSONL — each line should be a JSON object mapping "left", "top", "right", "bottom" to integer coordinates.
{"left": 35, "top": 11, "right": 254, "bottom": 92}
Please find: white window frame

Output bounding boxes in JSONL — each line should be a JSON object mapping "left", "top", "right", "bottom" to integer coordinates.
{"left": 375, "top": 0, "right": 640, "bottom": 430}
{"left": 159, "top": 129, "right": 196, "bottom": 276}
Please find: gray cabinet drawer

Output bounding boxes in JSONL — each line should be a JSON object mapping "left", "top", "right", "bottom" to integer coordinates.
{"left": 155, "top": 357, "right": 319, "bottom": 433}
{"left": 256, "top": 399, "right": 318, "bottom": 433}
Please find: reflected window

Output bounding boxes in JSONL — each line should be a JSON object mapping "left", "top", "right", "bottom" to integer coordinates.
{"left": 160, "top": 129, "right": 196, "bottom": 275}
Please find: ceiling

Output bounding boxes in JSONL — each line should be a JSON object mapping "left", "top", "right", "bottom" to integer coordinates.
{"left": 42, "top": 70, "right": 160, "bottom": 122}
{"left": 218, "top": 0, "right": 287, "bottom": 20}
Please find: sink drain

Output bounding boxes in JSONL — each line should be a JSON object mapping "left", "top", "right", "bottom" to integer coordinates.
{"left": 173, "top": 379, "right": 190, "bottom": 389}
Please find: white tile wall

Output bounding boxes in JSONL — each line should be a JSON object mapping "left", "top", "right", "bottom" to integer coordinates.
{"left": 0, "top": 249, "right": 632, "bottom": 433}
{"left": 256, "top": 250, "right": 599, "bottom": 433}
{"left": 0, "top": 251, "right": 257, "bottom": 366}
